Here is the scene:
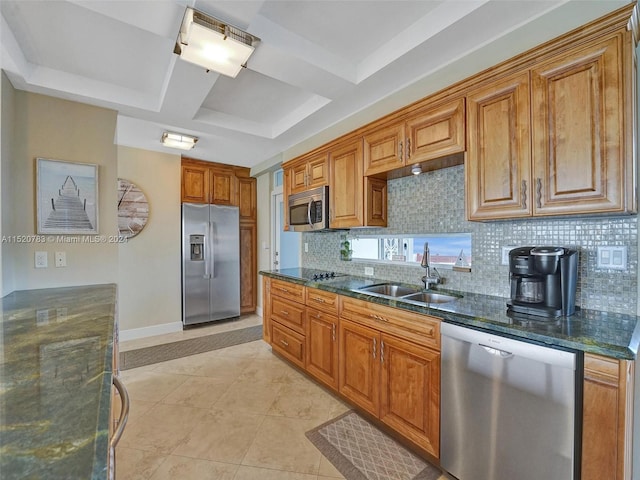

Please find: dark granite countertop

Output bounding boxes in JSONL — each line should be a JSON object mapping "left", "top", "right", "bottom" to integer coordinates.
{"left": 261, "top": 269, "right": 640, "bottom": 360}
{"left": 0, "top": 284, "right": 118, "bottom": 479}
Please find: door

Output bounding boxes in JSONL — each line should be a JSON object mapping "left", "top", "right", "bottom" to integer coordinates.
{"left": 339, "top": 318, "right": 380, "bottom": 416}
{"left": 379, "top": 334, "right": 440, "bottom": 457}
{"left": 181, "top": 164, "right": 210, "bottom": 204}
{"left": 209, "top": 205, "right": 240, "bottom": 321}
{"left": 363, "top": 122, "right": 405, "bottom": 176}
{"left": 182, "top": 203, "right": 211, "bottom": 325}
{"left": 531, "top": 35, "right": 625, "bottom": 215}
{"left": 273, "top": 192, "right": 300, "bottom": 269}
{"left": 466, "top": 70, "right": 532, "bottom": 220}
{"left": 306, "top": 309, "right": 339, "bottom": 390}
{"left": 329, "top": 139, "right": 364, "bottom": 228}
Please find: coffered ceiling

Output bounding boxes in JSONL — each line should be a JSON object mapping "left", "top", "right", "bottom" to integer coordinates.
{"left": 0, "top": 0, "right": 629, "bottom": 169}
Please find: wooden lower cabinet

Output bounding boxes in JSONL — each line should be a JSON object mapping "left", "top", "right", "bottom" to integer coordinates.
{"left": 338, "top": 317, "right": 440, "bottom": 457}
{"left": 262, "top": 277, "right": 272, "bottom": 343}
{"left": 380, "top": 334, "right": 440, "bottom": 456}
{"left": 271, "top": 321, "right": 305, "bottom": 369}
{"left": 339, "top": 319, "right": 381, "bottom": 416}
{"left": 240, "top": 221, "right": 257, "bottom": 314}
{"left": 582, "top": 353, "right": 634, "bottom": 480}
{"left": 306, "top": 307, "right": 339, "bottom": 390}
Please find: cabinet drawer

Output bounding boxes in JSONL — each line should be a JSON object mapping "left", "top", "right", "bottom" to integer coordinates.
{"left": 340, "top": 296, "right": 440, "bottom": 349}
{"left": 271, "top": 296, "right": 306, "bottom": 334}
{"left": 271, "top": 279, "right": 305, "bottom": 303}
{"left": 306, "top": 288, "right": 339, "bottom": 315}
{"left": 272, "top": 322, "right": 305, "bottom": 368}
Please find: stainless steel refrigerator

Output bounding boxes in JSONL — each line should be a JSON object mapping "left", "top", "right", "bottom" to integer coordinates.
{"left": 182, "top": 203, "right": 240, "bottom": 326}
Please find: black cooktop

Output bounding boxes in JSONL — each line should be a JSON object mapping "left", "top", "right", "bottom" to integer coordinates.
{"left": 274, "top": 267, "right": 345, "bottom": 281}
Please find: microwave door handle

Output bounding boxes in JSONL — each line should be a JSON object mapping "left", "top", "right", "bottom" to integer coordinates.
{"left": 307, "top": 199, "right": 315, "bottom": 230}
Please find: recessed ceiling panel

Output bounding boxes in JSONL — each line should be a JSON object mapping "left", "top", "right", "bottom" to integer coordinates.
{"left": 258, "top": 0, "right": 442, "bottom": 63}
{"left": 1, "top": 0, "right": 173, "bottom": 95}
{"left": 202, "top": 68, "right": 320, "bottom": 124}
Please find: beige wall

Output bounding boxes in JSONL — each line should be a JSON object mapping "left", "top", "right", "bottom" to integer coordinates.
{"left": 4, "top": 90, "right": 118, "bottom": 290}
{"left": 117, "top": 146, "right": 181, "bottom": 332}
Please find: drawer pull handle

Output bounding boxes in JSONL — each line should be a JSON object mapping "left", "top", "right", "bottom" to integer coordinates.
{"left": 277, "top": 287, "right": 289, "bottom": 293}
{"left": 398, "top": 141, "right": 403, "bottom": 161}
{"left": 312, "top": 297, "right": 325, "bottom": 303}
{"left": 280, "top": 339, "right": 289, "bottom": 347}
{"left": 332, "top": 323, "right": 336, "bottom": 341}
{"left": 281, "top": 310, "right": 289, "bottom": 316}
{"left": 373, "top": 338, "right": 377, "bottom": 359}
{"left": 380, "top": 340, "right": 385, "bottom": 364}
{"left": 371, "top": 313, "right": 389, "bottom": 322}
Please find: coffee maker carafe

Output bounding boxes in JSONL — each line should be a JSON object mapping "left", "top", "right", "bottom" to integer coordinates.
{"left": 507, "top": 246, "right": 578, "bottom": 317}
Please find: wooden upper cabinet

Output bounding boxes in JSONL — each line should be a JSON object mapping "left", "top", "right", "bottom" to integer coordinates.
{"left": 531, "top": 34, "right": 628, "bottom": 216}
{"left": 363, "top": 98, "right": 465, "bottom": 177}
{"left": 182, "top": 163, "right": 211, "bottom": 203}
{"left": 238, "top": 176, "right": 257, "bottom": 221}
{"left": 329, "top": 139, "right": 364, "bottom": 228}
{"left": 181, "top": 158, "right": 239, "bottom": 206}
{"left": 365, "top": 177, "right": 387, "bottom": 227}
{"left": 287, "top": 152, "right": 329, "bottom": 194}
{"left": 466, "top": 71, "right": 532, "bottom": 220}
{"left": 405, "top": 97, "right": 465, "bottom": 164}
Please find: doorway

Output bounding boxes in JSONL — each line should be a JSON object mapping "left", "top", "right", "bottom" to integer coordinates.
{"left": 272, "top": 192, "right": 301, "bottom": 269}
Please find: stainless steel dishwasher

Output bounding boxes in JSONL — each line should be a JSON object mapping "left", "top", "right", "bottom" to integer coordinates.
{"left": 440, "top": 322, "right": 582, "bottom": 480}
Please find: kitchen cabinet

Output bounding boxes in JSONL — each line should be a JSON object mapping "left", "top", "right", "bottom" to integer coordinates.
{"left": 287, "top": 151, "right": 329, "bottom": 194}
{"left": 363, "top": 97, "right": 465, "bottom": 176}
{"left": 238, "top": 176, "right": 256, "bottom": 221}
{"left": 329, "top": 138, "right": 387, "bottom": 228}
{"left": 305, "top": 288, "right": 340, "bottom": 390}
{"left": 181, "top": 158, "right": 237, "bottom": 205}
{"left": 262, "top": 277, "right": 272, "bottom": 343}
{"left": 582, "top": 353, "right": 634, "bottom": 480}
{"left": 268, "top": 279, "right": 307, "bottom": 367}
{"left": 467, "top": 29, "right": 635, "bottom": 220}
{"left": 239, "top": 222, "right": 257, "bottom": 314}
{"left": 339, "top": 296, "right": 441, "bottom": 457}
{"left": 466, "top": 71, "right": 532, "bottom": 220}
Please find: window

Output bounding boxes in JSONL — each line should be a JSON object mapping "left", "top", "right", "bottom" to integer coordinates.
{"left": 350, "top": 233, "right": 472, "bottom": 268}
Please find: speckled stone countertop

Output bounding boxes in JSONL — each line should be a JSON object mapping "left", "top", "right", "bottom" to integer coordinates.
{"left": 261, "top": 269, "right": 640, "bottom": 360}
{"left": 0, "top": 284, "right": 117, "bottom": 479}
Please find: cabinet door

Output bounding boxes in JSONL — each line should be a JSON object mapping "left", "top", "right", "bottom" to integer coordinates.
{"left": 532, "top": 35, "right": 626, "bottom": 215}
{"left": 306, "top": 308, "right": 339, "bottom": 390}
{"left": 239, "top": 222, "right": 257, "bottom": 314}
{"left": 329, "top": 139, "right": 364, "bottom": 228}
{"left": 290, "top": 161, "right": 309, "bottom": 194}
{"left": 379, "top": 334, "right": 440, "bottom": 457}
{"left": 582, "top": 353, "right": 634, "bottom": 480}
{"left": 364, "top": 177, "right": 387, "bottom": 227}
{"left": 238, "top": 177, "right": 256, "bottom": 221}
{"left": 363, "top": 122, "right": 405, "bottom": 176}
{"left": 181, "top": 164, "right": 210, "bottom": 203}
{"left": 405, "top": 97, "right": 465, "bottom": 164}
{"left": 262, "top": 277, "right": 271, "bottom": 343}
{"left": 272, "top": 322, "right": 305, "bottom": 369}
{"left": 307, "top": 153, "right": 329, "bottom": 189}
{"left": 339, "top": 319, "right": 380, "bottom": 416}
{"left": 466, "top": 71, "right": 532, "bottom": 220}
{"left": 211, "top": 169, "right": 236, "bottom": 205}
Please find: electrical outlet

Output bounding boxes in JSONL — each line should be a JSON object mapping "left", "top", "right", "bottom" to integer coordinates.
{"left": 304, "top": 242, "right": 308, "bottom": 253}
{"left": 35, "top": 251, "right": 48, "bottom": 268}
{"left": 364, "top": 267, "right": 374, "bottom": 276}
{"left": 55, "top": 251, "right": 66, "bottom": 267}
{"left": 501, "top": 246, "right": 517, "bottom": 265}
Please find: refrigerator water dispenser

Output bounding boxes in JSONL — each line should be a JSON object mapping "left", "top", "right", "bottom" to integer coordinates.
{"left": 190, "top": 235, "right": 205, "bottom": 261}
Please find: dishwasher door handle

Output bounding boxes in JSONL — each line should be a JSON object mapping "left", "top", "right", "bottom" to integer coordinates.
{"left": 479, "top": 343, "right": 514, "bottom": 359}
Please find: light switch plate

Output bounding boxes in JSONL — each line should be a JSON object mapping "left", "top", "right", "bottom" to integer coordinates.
{"left": 597, "top": 246, "right": 627, "bottom": 270}
{"left": 364, "top": 267, "right": 374, "bottom": 276}
{"left": 35, "top": 251, "right": 48, "bottom": 268}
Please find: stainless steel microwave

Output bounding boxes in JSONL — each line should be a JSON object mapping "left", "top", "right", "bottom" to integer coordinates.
{"left": 288, "top": 186, "right": 330, "bottom": 232}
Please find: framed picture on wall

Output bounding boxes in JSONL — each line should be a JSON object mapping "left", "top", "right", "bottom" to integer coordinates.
{"left": 36, "top": 158, "right": 99, "bottom": 234}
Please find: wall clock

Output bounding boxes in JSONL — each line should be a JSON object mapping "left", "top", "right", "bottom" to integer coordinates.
{"left": 117, "top": 178, "right": 149, "bottom": 239}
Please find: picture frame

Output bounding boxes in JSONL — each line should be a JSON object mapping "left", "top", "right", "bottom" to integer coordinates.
{"left": 36, "top": 158, "right": 99, "bottom": 234}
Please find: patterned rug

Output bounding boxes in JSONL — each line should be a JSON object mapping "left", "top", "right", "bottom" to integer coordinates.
{"left": 306, "top": 411, "right": 442, "bottom": 480}
{"left": 119, "top": 325, "right": 263, "bottom": 370}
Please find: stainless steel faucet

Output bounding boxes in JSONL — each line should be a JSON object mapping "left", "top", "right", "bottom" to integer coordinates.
{"left": 420, "top": 242, "right": 441, "bottom": 290}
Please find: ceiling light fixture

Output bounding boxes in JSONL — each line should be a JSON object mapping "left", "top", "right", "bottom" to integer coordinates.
{"left": 411, "top": 163, "right": 422, "bottom": 175}
{"left": 174, "top": 7, "right": 260, "bottom": 78}
{"left": 161, "top": 132, "right": 198, "bottom": 150}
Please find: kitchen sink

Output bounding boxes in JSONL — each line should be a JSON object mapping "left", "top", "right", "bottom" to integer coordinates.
{"left": 358, "top": 284, "right": 421, "bottom": 297}
{"left": 401, "top": 292, "right": 459, "bottom": 304}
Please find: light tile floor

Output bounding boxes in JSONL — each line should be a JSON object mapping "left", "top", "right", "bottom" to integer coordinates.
{"left": 117, "top": 319, "right": 447, "bottom": 480}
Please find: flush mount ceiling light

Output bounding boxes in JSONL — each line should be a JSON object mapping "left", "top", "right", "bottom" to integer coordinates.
{"left": 161, "top": 132, "right": 198, "bottom": 150}
{"left": 174, "top": 7, "right": 260, "bottom": 78}
{"left": 411, "top": 163, "right": 422, "bottom": 175}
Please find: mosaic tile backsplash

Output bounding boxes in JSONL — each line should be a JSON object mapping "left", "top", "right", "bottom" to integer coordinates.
{"left": 302, "top": 165, "right": 638, "bottom": 315}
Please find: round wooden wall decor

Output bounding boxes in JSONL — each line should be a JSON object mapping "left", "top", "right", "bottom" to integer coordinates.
{"left": 117, "top": 178, "right": 149, "bottom": 239}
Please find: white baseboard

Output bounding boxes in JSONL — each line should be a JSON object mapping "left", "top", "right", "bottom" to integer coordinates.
{"left": 120, "top": 321, "right": 183, "bottom": 342}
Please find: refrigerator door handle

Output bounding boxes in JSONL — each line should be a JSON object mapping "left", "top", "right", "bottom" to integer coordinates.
{"left": 203, "top": 233, "right": 210, "bottom": 279}
{"left": 209, "top": 221, "right": 215, "bottom": 279}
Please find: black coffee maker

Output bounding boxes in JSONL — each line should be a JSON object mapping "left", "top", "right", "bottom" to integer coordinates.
{"left": 507, "top": 246, "right": 578, "bottom": 317}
